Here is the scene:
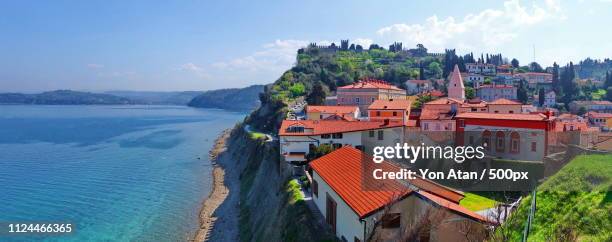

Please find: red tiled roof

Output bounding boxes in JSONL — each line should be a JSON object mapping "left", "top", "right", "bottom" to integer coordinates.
{"left": 338, "top": 80, "right": 403, "bottom": 91}
{"left": 306, "top": 105, "right": 358, "bottom": 114}
{"left": 488, "top": 98, "right": 521, "bottom": 105}
{"left": 420, "top": 108, "right": 453, "bottom": 120}
{"left": 279, "top": 120, "right": 401, "bottom": 136}
{"left": 456, "top": 112, "right": 549, "bottom": 121}
{"left": 587, "top": 112, "right": 612, "bottom": 118}
{"left": 368, "top": 99, "right": 411, "bottom": 110}
{"left": 417, "top": 190, "right": 488, "bottom": 223}
{"left": 408, "top": 79, "right": 430, "bottom": 85}
{"left": 310, "top": 147, "right": 412, "bottom": 218}
{"left": 424, "top": 97, "right": 463, "bottom": 105}
{"left": 476, "top": 84, "right": 515, "bottom": 89}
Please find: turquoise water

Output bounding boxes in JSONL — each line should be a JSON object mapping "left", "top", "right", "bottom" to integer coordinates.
{"left": 0, "top": 105, "right": 245, "bottom": 241}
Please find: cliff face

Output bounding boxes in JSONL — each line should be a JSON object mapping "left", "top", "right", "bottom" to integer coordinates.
{"left": 225, "top": 126, "right": 334, "bottom": 241}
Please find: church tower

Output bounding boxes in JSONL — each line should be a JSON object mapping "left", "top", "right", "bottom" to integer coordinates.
{"left": 447, "top": 64, "right": 465, "bottom": 100}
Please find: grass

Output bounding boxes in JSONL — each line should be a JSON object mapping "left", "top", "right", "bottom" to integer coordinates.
{"left": 248, "top": 131, "right": 266, "bottom": 140}
{"left": 287, "top": 179, "right": 304, "bottom": 204}
{"left": 591, "top": 88, "right": 607, "bottom": 100}
{"left": 496, "top": 154, "right": 612, "bottom": 241}
{"left": 460, "top": 192, "right": 499, "bottom": 211}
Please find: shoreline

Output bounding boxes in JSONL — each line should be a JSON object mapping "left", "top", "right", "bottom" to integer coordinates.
{"left": 191, "top": 129, "right": 239, "bottom": 242}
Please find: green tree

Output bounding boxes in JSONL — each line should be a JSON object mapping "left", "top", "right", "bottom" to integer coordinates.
{"left": 511, "top": 58, "right": 519, "bottom": 68}
{"left": 306, "top": 82, "right": 326, "bottom": 105}
{"left": 465, "top": 87, "right": 475, "bottom": 99}
{"left": 289, "top": 83, "right": 305, "bottom": 97}
{"left": 607, "top": 87, "right": 612, "bottom": 102}
{"left": 517, "top": 80, "right": 528, "bottom": 104}
{"left": 529, "top": 62, "right": 544, "bottom": 72}
{"left": 552, "top": 62, "right": 560, "bottom": 94}
{"left": 428, "top": 62, "right": 442, "bottom": 78}
{"left": 538, "top": 88, "right": 545, "bottom": 106}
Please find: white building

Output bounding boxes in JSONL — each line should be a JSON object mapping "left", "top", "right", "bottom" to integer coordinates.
{"left": 543, "top": 91, "right": 556, "bottom": 107}
{"left": 475, "top": 84, "right": 517, "bottom": 102}
{"left": 466, "top": 63, "right": 496, "bottom": 76}
{"left": 310, "top": 147, "right": 488, "bottom": 242}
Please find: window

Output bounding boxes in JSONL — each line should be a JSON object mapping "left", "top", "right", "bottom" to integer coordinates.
{"left": 435, "top": 123, "right": 440, "bottom": 130}
{"left": 321, "top": 134, "right": 331, "bottom": 139}
{"left": 471, "top": 108, "right": 477, "bottom": 112}
{"left": 287, "top": 126, "right": 305, "bottom": 133}
{"left": 312, "top": 179, "right": 318, "bottom": 197}
{"left": 355, "top": 97, "right": 360, "bottom": 103}
{"left": 458, "top": 120, "right": 465, "bottom": 128}
{"left": 510, "top": 132, "right": 520, "bottom": 153}
{"left": 531, "top": 142, "right": 537, "bottom": 152}
{"left": 371, "top": 97, "right": 375, "bottom": 103}
{"left": 320, "top": 115, "right": 323, "bottom": 119}
{"left": 392, "top": 111, "right": 397, "bottom": 116}
{"left": 509, "top": 111, "right": 514, "bottom": 114}
{"left": 496, "top": 131, "right": 505, "bottom": 152}
{"left": 382, "top": 213, "right": 401, "bottom": 228}
{"left": 332, "top": 143, "right": 342, "bottom": 149}
{"left": 376, "top": 111, "right": 381, "bottom": 116}
{"left": 326, "top": 194, "right": 337, "bottom": 234}
{"left": 377, "top": 130, "right": 384, "bottom": 140}
{"left": 494, "top": 110, "right": 499, "bottom": 113}
{"left": 332, "top": 133, "right": 343, "bottom": 139}
{"left": 368, "top": 130, "right": 375, "bottom": 137}
{"left": 423, "top": 123, "right": 429, "bottom": 130}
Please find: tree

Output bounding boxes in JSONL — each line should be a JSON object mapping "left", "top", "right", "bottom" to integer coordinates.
{"left": 517, "top": 80, "right": 528, "bottom": 104}
{"left": 607, "top": 87, "right": 612, "bottom": 102}
{"left": 577, "top": 106, "right": 587, "bottom": 116}
{"left": 552, "top": 62, "right": 560, "bottom": 94}
{"left": 511, "top": 58, "right": 519, "bottom": 68}
{"left": 465, "top": 87, "right": 475, "bottom": 99}
{"left": 305, "top": 82, "right": 325, "bottom": 105}
{"left": 529, "top": 62, "right": 544, "bottom": 72}
{"left": 419, "top": 65, "right": 425, "bottom": 80}
{"left": 538, "top": 88, "right": 545, "bottom": 106}
{"left": 428, "top": 62, "right": 442, "bottom": 78}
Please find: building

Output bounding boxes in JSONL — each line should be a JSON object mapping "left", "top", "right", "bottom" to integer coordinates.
{"left": 496, "top": 64, "right": 513, "bottom": 74}
{"left": 464, "top": 73, "right": 485, "bottom": 88}
{"left": 487, "top": 98, "right": 522, "bottom": 114}
{"left": 419, "top": 108, "right": 455, "bottom": 131}
{"left": 337, "top": 80, "right": 407, "bottom": 116}
{"left": 368, "top": 99, "right": 412, "bottom": 126}
{"left": 586, "top": 112, "right": 612, "bottom": 130}
{"left": 543, "top": 91, "right": 556, "bottom": 107}
{"left": 518, "top": 72, "right": 553, "bottom": 86}
{"left": 279, "top": 120, "right": 403, "bottom": 163}
{"left": 554, "top": 114, "right": 588, "bottom": 132}
{"left": 569, "top": 101, "right": 612, "bottom": 114}
{"left": 306, "top": 105, "right": 360, "bottom": 121}
{"left": 455, "top": 112, "right": 555, "bottom": 161}
{"left": 404, "top": 79, "right": 432, "bottom": 94}
{"left": 466, "top": 62, "right": 496, "bottom": 76}
{"left": 495, "top": 73, "right": 520, "bottom": 86}
{"left": 310, "top": 147, "right": 488, "bottom": 242}
{"left": 475, "top": 84, "right": 517, "bottom": 102}
{"left": 521, "top": 105, "right": 538, "bottom": 113}
{"left": 448, "top": 65, "right": 466, "bottom": 101}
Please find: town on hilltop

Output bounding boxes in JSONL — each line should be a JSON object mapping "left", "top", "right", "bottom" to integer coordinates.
{"left": 265, "top": 40, "right": 612, "bottom": 242}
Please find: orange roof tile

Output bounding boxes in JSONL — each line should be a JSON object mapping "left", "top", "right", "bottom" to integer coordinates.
{"left": 423, "top": 97, "right": 463, "bottom": 105}
{"left": 338, "top": 80, "right": 403, "bottom": 91}
{"left": 306, "top": 105, "right": 358, "bottom": 114}
{"left": 279, "top": 120, "right": 401, "bottom": 136}
{"left": 456, "top": 112, "right": 549, "bottom": 121}
{"left": 310, "top": 147, "right": 412, "bottom": 218}
{"left": 368, "top": 99, "right": 411, "bottom": 110}
{"left": 311, "top": 147, "right": 478, "bottom": 220}
{"left": 420, "top": 108, "right": 453, "bottom": 120}
{"left": 587, "top": 111, "right": 612, "bottom": 118}
{"left": 476, "top": 84, "right": 515, "bottom": 89}
{"left": 488, "top": 98, "right": 521, "bottom": 105}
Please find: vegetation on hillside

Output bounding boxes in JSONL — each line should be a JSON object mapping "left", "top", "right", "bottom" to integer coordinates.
{"left": 0, "top": 90, "right": 136, "bottom": 105}
{"left": 188, "top": 85, "right": 264, "bottom": 111}
{"left": 496, "top": 154, "right": 612, "bottom": 241}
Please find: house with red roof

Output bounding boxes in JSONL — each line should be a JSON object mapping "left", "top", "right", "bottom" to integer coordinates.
{"left": 586, "top": 111, "right": 612, "bottom": 130}
{"left": 475, "top": 84, "right": 517, "bottom": 102}
{"left": 487, "top": 98, "right": 522, "bottom": 114}
{"left": 337, "top": 80, "right": 406, "bottom": 116}
{"left": 367, "top": 99, "right": 412, "bottom": 126}
{"left": 310, "top": 147, "right": 488, "bottom": 242}
{"left": 279, "top": 120, "right": 404, "bottom": 163}
{"left": 306, "top": 105, "right": 360, "bottom": 121}
{"left": 455, "top": 112, "right": 555, "bottom": 161}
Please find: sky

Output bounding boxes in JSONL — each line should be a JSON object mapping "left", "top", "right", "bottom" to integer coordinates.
{"left": 1, "top": 0, "right": 611, "bottom": 92}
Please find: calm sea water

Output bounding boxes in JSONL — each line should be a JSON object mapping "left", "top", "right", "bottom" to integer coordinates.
{"left": 0, "top": 105, "right": 245, "bottom": 241}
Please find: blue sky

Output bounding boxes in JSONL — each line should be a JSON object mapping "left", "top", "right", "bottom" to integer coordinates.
{"left": 1, "top": 0, "right": 611, "bottom": 92}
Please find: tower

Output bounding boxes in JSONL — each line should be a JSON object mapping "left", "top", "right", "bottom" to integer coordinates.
{"left": 448, "top": 64, "right": 465, "bottom": 100}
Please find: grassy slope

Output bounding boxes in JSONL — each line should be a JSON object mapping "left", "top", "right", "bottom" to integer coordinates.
{"left": 497, "top": 154, "right": 612, "bottom": 241}
{"left": 460, "top": 192, "right": 499, "bottom": 211}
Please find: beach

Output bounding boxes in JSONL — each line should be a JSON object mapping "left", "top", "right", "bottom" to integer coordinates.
{"left": 192, "top": 129, "right": 240, "bottom": 242}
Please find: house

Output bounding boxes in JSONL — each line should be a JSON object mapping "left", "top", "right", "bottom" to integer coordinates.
{"left": 404, "top": 79, "right": 432, "bottom": 94}
{"left": 569, "top": 101, "right": 612, "bottom": 114}
{"left": 420, "top": 108, "right": 455, "bottom": 131}
{"left": 466, "top": 62, "right": 496, "bottom": 76}
{"left": 543, "top": 91, "right": 556, "bottom": 107}
{"left": 368, "top": 99, "right": 412, "bottom": 126}
{"left": 586, "top": 112, "right": 612, "bottom": 130}
{"left": 496, "top": 64, "right": 513, "bottom": 74}
{"left": 521, "top": 105, "right": 538, "bottom": 113}
{"left": 554, "top": 114, "right": 589, "bottom": 132}
{"left": 475, "top": 84, "right": 517, "bottom": 102}
{"left": 337, "top": 80, "right": 407, "bottom": 116}
{"left": 448, "top": 65, "right": 466, "bottom": 101}
{"left": 465, "top": 73, "right": 485, "bottom": 88}
{"left": 487, "top": 98, "right": 522, "bottom": 114}
{"left": 306, "top": 105, "right": 360, "bottom": 121}
{"left": 518, "top": 72, "right": 552, "bottom": 87}
{"left": 422, "top": 97, "right": 488, "bottom": 114}
{"left": 495, "top": 73, "right": 520, "bottom": 86}
{"left": 310, "top": 147, "right": 488, "bottom": 242}
{"left": 279, "top": 120, "right": 404, "bottom": 163}
{"left": 455, "top": 112, "right": 555, "bottom": 161}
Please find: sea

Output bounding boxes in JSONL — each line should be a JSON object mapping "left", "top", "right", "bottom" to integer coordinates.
{"left": 0, "top": 105, "right": 245, "bottom": 241}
